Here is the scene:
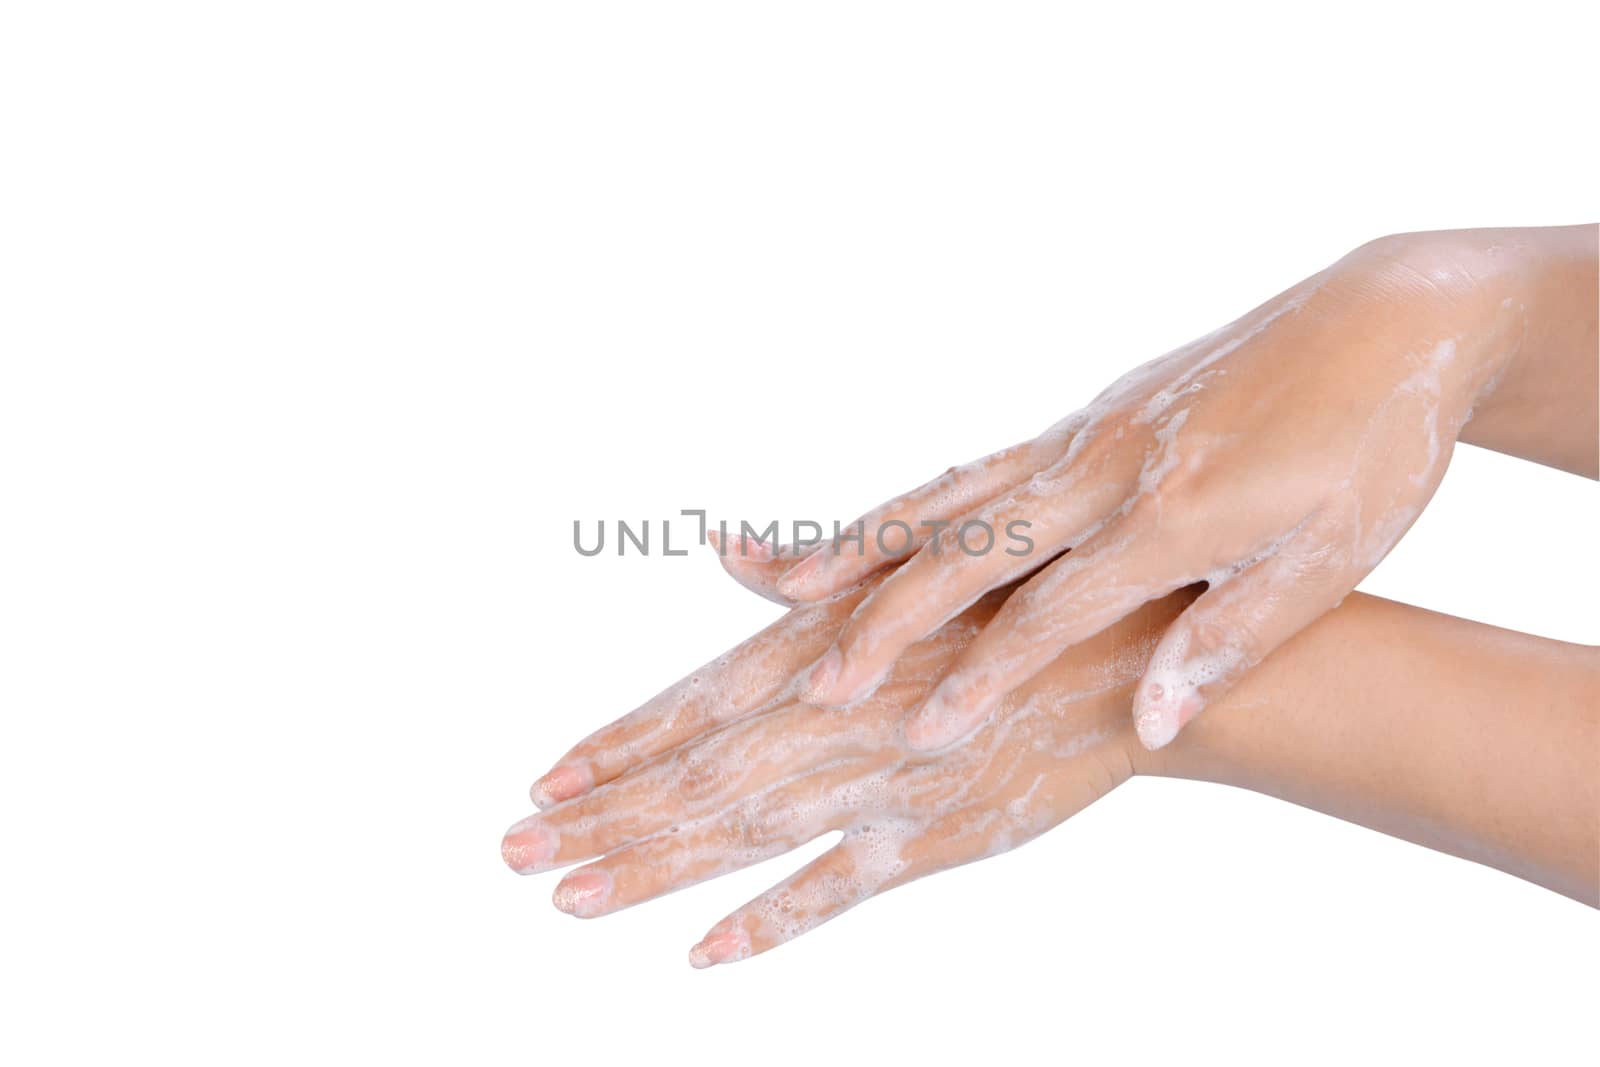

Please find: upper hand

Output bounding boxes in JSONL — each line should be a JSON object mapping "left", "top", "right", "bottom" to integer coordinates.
{"left": 749, "top": 233, "right": 1524, "bottom": 750}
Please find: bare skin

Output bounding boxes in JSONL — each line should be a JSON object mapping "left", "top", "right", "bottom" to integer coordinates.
{"left": 728, "top": 226, "right": 1597, "bottom": 753}
{"left": 507, "top": 578, "right": 1599, "bottom": 967}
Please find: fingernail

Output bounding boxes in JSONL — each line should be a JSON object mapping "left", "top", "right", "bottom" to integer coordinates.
{"left": 501, "top": 816, "right": 561, "bottom": 874}
{"left": 799, "top": 646, "right": 842, "bottom": 703}
{"left": 688, "top": 928, "right": 751, "bottom": 969}
{"left": 530, "top": 762, "right": 593, "bottom": 809}
{"left": 552, "top": 870, "right": 613, "bottom": 918}
{"left": 1135, "top": 681, "right": 1202, "bottom": 751}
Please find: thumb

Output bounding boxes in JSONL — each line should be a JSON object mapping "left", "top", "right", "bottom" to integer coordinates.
{"left": 1133, "top": 532, "right": 1353, "bottom": 750}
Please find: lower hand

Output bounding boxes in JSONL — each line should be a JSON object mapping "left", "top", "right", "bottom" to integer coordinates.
{"left": 503, "top": 583, "right": 1178, "bottom": 965}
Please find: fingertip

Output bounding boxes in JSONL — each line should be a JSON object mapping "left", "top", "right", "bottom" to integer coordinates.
{"left": 797, "top": 645, "right": 842, "bottom": 703}
{"left": 530, "top": 761, "right": 593, "bottom": 808}
{"left": 688, "top": 928, "right": 751, "bottom": 969}
{"left": 502, "top": 817, "right": 561, "bottom": 875}
{"left": 1133, "top": 681, "right": 1201, "bottom": 751}
{"left": 552, "top": 869, "right": 614, "bottom": 918}
{"left": 804, "top": 652, "right": 891, "bottom": 709}
{"left": 1134, "top": 706, "right": 1180, "bottom": 751}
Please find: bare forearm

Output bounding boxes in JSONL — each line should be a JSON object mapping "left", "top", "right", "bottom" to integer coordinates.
{"left": 1144, "top": 593, "right": 1600, "bottom": 904}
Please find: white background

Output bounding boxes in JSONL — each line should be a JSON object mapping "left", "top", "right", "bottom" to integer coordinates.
{"left": 2, "top": 2, "right": 1596, "bottom": 1064}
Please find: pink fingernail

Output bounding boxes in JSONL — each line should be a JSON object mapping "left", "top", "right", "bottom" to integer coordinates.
{"left": 1135, "top": 682, "right": 1202, "bottom": 751}
{"left": 530, "top": 762, "right": 593, "bottom": 809}
{"left": 501, "top": 817, "right": 560, "bottom": 874}
{"left": 552, "top": 870, "right": 613, "bottom": 918}
{"left": 688, "top": 928, "right": 751, "bottom": 969}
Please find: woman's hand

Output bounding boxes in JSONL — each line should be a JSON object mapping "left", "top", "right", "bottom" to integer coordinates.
{"left": 755, "top": 229, "right": 1562, "bottom": 752}
{"left": 505, "top": 585, "right": 1174, "bottom": 966}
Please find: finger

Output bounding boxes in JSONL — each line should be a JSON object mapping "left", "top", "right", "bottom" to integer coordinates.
{"left": 549, "top": 766, "right": 865, "bottom": 918}
{"left": 687, "top": 826, "right": 914, "bottom": 968}
{"left": 528, "top": 585, "right": 870, "bottom": 807}
{"left": 904, "top": 521, "right": 1189, "bottom": 750}
{"left": 549, "top": 820, "right": 797, "bottom": 920}
{"left": 504, "top": 763, "right": 695, "bottom": 876}
{"left": 775, "top": 430, "right": 1078, "bottom": 602}
{"left": 705, "top": 529, "right": 820, "bottom": 606}
{"left": 511, "top": 700, "right": 847, "bottom": 873}
{"left": 685, "top": 759, "right": 1074, "bottom": 968}
{"left": 801, "top": 461, "right": 1129, "bottom": 707}
{"left": 1132, "top": 516, "right": 1354, "bottom": 750}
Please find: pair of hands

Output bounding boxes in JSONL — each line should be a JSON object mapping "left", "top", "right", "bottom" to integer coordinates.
{"left": 505, "top": 227, "right": 1565, "bottom": 964}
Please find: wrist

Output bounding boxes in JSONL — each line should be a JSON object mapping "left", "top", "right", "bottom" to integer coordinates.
{"left": 1344, "top": 230, "right": 1533, "bottom": 422}
{"left": 1350, "top": 227, "right": 1599, "bottom": 475}
{"left": 1443, "top": 225, "right": 1598, "bottom": 475}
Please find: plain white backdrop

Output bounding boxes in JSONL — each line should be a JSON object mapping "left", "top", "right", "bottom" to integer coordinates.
{"left": 2, "top": 2, "right": 1596, "bottom": 1064}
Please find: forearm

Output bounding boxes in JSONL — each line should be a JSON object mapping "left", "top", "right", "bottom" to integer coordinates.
{"left": 1365, "top": 224, "right": 1599, "bottom": 477}
{"left": 1142, "top": 593, "right": 1600, "bottom": 904}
